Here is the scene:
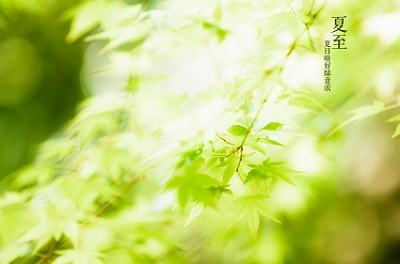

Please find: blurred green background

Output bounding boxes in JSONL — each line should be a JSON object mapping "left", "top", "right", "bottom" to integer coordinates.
{"left": 0, "top": 0, "right": 84, "bottom": 177}
{"left": 1, "top": 0, "right": 400, "bottom": 263}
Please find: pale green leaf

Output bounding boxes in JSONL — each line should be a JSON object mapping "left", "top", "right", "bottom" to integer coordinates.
{"left": 222, "top": 158, "right": 236, "bottom": 184}
{"left": 89, "top": 21, "right": 151, "bottom": 54}
{"left": 256, "top": 204, "right": 281, "bottom": 223}
{"left": 200, "top": 20, "right": 228, "bottom": 42}
{"left": 228, "top": 125, "right": 248, "bottom": 136}
{"left": 245, "top": 169, "right": 268, "bottom": 183}
{"left": 244, "top": 159, "right": 299, "bottom": 185}
{"left": 64, "top": 1, "right": 109, "bottom": 42}
{"left": 247, "top": 207, "right": 260, "bottom": 240}
{"left": 392, "top": 123, "right": 400, "bottom": 138}
{"left": 257, "top": 137, "right": 284, "bottom": 147}
{"left": 330, "top": 101, "right": 386, "bottom": 135}
{"left": 0, "top": 243, "right": 30, "bottom": 263}
{"left": 260, "top": 122, "right": 283, "bottom": 131}
{"left": 233, "top": 194, "right": 279, "bottom": 238}
{"left": 246, "top": 136, "right": 267, "bottom": 155}
{"left": 184, "top": 204, "right": 204, "bottom": 227}
{"left": 54, "top": 249, "right": 103, "bottom": 264}
{"left": 386, "top": 114, "right": 400, "bottom": 122}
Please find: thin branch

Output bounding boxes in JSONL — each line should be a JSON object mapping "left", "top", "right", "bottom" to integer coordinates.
{"left": 37, "top": 174, "right": 143, "bottom": 264}
{"left": 215, "top": 133, "right": 235, "bottom": 146}
{"left": 227, "top": 92, "right": 272, "bottom": 174}
{"left": 235, "top": 146, "right": 243, "bottom": 172}
{"left": 94, "top": 175, "right": 142, "bottom": 217}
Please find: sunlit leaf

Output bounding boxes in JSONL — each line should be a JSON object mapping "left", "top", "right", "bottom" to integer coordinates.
{"left": 245, "top": 169, "right": 264, "bottom": 183}
{"left": 64, "top": 1, "right": 110, "bottom": 42}
{"left": 392, "top": 123, "right": 400, "bottom": 138}
{"left": 282, "top": 89, "right": 330, "bottom": 113}
{"left": 200, "top": 21, "right": 228, "bottom": 42}
{"left": 330, "top": 101, "right": 386, "bottom": 135}
{"left": 88, "top": 21, "right": 151, "bottom": 53}
{"left": 208, "top": 184, "right": 233, "bottom": 197}
{"left": 228, "top": 125, "right": 248, "bottom": 136}
{"left": 262, "top": 159, "right": 298, "bottom": 186}
{"left": 386, "top": 114, "right": 400, "bottom": 123}
{"left": 167, "top": 173, "right": 220, "bottom": 208}
{"left": 246, "top": 136, "right": 267, "bottom": 155}
{"left": 54, "top": 249, "right": 104, "bottom": 264}
{"left": 257, "top": 137, "right": 284, "bottom": 147}
{"left": 247, "top": 206, "right": 259, "bottom": 240}
{"left": 234, "top": 194, "right": 280, "bottom": 239}
{"left": 256, "top": 204, "right": 281, "bottom": 224}
{"left": 185, "top": 204, "right": 204, "bottom": 227}
{"left": 0, "top": 243, "right": 30, "bottom": 263}
{"left": 222, "top": 158, "right": 236, "bottom": 184}
{"left": 261, "top": 122, "right": 284, "bottom": 131}
{"left": 245, "top": 159, "right": 298, "bottom": 185}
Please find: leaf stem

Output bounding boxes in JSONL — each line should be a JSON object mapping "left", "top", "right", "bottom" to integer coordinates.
{"left": 234, "top": 91, "right": 272, "bottom": 172}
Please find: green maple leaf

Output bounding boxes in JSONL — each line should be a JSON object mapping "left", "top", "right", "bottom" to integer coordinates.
{"left": 245, "top": 159, "right": 299, "bottom": 185}
{"left": 234, "top": 195, "right": 280, "bottom": 239}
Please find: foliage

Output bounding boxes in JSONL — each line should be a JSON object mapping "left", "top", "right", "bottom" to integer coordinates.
{"left": 0, "top": 0, "right": 84, "bottom": 178}
{"left": 331, "top": 99, "right": 400, "bottom": 137}
{"left": 1, "top": 0, "right": 400, "bottom": 263}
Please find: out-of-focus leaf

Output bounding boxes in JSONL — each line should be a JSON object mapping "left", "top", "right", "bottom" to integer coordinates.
{"left": 0, "top": 243, "right": 30, "bottom": 263}
{"left": 87, "top": 20, "right": 151, "bottom": 53}
{"left": 37, "top": 139, "right": 76, "bottom": 163}
{"left": 261, "top": 122, "right": 284, "bottom": 131}
{"left": 167, "top": 173, "right": 220, "bottom": 208}
{"left": 257, "top": 137, "right": 284, "bottom": 147}
{"left": 246, "top": 136, "right": 267, "bottom": 155}
{"left": 54, "top": 249, "right": 104, "bottom": 264}
{"left": 228, "top": 125, "right": 248, "bottom": 136}
{"left": 330, "top": 101, "right": 386, "bottom": 135}
{"left": 282, "top": 89, "right": 330, "bottom": 113}
{"left": 245, "top": 169, "right": 268, "bottom": 183}
{"left": 13, "top": 165, "right": 56, "bottom": 187}
{"left": 125, "top": 75, "right": 140, "bottom": 92}
{"left": 208, "top": 184, "right": 233, "bottom": 197}
{"left": 247, "top": 206, "right": 259, "bottom": 240}
{"left": 234, "top": 194, "right": 280, "bottom": 239}
{"left": 200, "top": 21, "right": 228, "bottom": 42}
{"left": 392, "top": 123, "right": 400, "bottom": 138}
{"left": 262, "top": 159, "right": 298, "bottom": 186}
{"left": 222, "top": 158, "right": 236, "bottom": 184}
{"left": 184, "top": 204, "right": 204, "bottom": 227}
{"left": 245, "top": 159, "right": 298, "bottom": 185}
{"left": 257, "top": 204, "right": 281, "bottom": 224}
{"left": 386, "top": 114, "right": 400, "bottom": 122}
{"left": 64, "top": 1, "right": 110, "bottom": 42}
